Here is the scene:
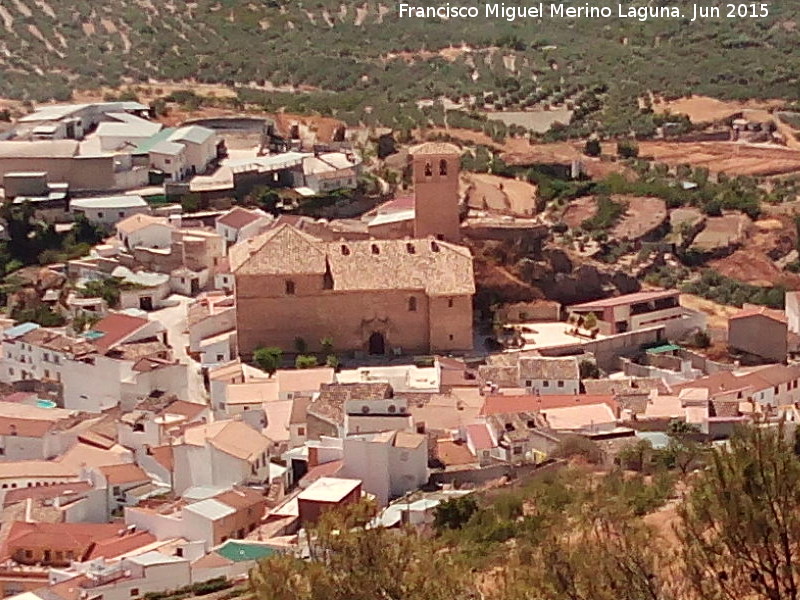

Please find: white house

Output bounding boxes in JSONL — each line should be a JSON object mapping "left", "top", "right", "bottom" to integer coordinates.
{"left": 215, "top": 207, "right": 271, "bottom": 245}
{"left": 149, "top": 141, "right": 187, "bottom": 181}
{"left": 70, "top": 195, "right": 151, "bottom": 227}
{"left": 96, "top": 116, "right": 162, "bottom": 152}
{"left": 519, "top": 356, "right": 581, "bottom": 395}
{"left": 172, "top": 420, "right": 274, "bottom": 494}
{"left": 309, "top": 430, "right": 428, "bottom": 506}
{"left": 168, "top": 126, "right": 217, "bottom": 175}
{"left": 116, "top": 214, "right": 174, "bottom": 250}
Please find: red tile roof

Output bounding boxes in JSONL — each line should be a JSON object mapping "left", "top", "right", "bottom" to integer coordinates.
{"left": 148, "top": 445, "right": 174, "bottom": 471}
{"left": 730, "top": 305, "right": 788, "bottom": 325}
{"left": 90, "top": 313, "right": 150, "bottom": 353}
{"left": 3, "top": 481, "right": 93, "bottom": 507}
{"left": 480, "top": 394, "right": 617, "bottom": 416}
{"left": 85, "top": 530, "right": 156, "bottom": 560}
{"left": 98, "top": 463, "right": 149, "bottom": 485}
{"left": 217, "top": 207, "right": 263, "bottom": 230}
{"left": 466, "top": 423, "right": 494, "bottom": 450}
{"left": 0, "top": 416, "right": 54, "bottom": 437}
{"left": 570, "top": 289, "right": 680, "bottom": 310}
{"left": 2, "top": 522, "right": 123, "bottom": 558}
{"left": 300, "top": 460, "right": 343, "bottom": 486}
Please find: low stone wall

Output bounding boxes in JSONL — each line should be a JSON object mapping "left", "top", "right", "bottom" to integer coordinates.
{"left": 430, "top": 458, "right": 565, "bottom": 487}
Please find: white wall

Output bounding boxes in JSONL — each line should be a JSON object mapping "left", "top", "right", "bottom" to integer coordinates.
{"left": 122, "top": 224, "right": 174, "bottom": 250}
{"left": 73, "top": 205, "right": 151, "bottom": 228}
{"left": 341, "top": 437, "right": 390, "bottom": 506}
{"left": 524, "top": 378, "right": 580, "bottom": 396}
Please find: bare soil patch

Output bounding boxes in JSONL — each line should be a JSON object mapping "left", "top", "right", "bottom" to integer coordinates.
{"left": 638, "top": 140, "right": 800, "bottom": 177}
{"left": 612, "top": 196, "right": 668, "bottom": 240}
{"left": 463, "top": 173, "right": 538, "bottom": 216}
{"left": 653, "top": 95, "right": 783, "bottom": 123}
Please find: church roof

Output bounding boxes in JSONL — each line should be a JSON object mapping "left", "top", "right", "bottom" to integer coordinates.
{"left": 230, "top": 224, "right": 474, "bottom": 296}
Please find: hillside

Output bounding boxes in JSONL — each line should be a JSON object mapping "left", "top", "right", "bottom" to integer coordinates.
{"left": 1, "top": 0, "right": 799, "bottom": 129}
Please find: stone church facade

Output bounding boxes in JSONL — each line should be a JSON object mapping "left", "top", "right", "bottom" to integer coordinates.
{"left": 231, "top": 142, "right": 475, "bottom": 357}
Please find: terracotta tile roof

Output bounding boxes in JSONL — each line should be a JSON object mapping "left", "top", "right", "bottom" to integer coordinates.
{"left": 570, "top": 289, "right": 680, "bottom": 310}
{"left": 3, "top": 522, "right": 122, "bottom": 557}
{"left": 582, "top": 377, "right": 668, "bottom": 396}
{"left": 89, "top": 312, "right": 150, "bottom": 353}
{"left": 160, "top": 400, "right": 207, "bottom": 420}
{"left": 478, "top": 365, "right": 519, "bottom": 387}
{"left": 670, "top": 366, "right": 800, "bottom": 398}
{"left": 518, "top": 356, "right": 579, "bottom": 380}
{"left": 290, "top": 396, "right": 312, "bottom": 425}
{"left": 299, "top": 459, "right": 343, "bottom": 486}
{"left": 217, "top": 207, "right": 265, "bottom": 230}
{"left": 183, "top": 420, "right": 271, "bottom": 461}
{"left": 148, "top": 445, "right": 173, "bottom": 471}
{"left": 309, "top": 382, "right": 393, "bottom": 425}
{"left": 393, "top": 431, "right": 426, "bottom": 449}
{"left": 0, "top": 416, "right": 54, "bottom": 437}
{"left": 3, "top": 481, "right": 92, "bottom": 507}
{"left": 17, "top": 328, "right": 94, "bottom": 356}
{"left": 465, "top": 423, "right": 494, "bottom": 450}
{"left": 0, "top": 460, "right": 78, "bottom": 480}
{"left": 730, "top": 305, "right": 788, "bottom": 324}
{"left": 214, "top": 487, "right": 266, "bottom": 511}
{"left": 480, "top": 394, "right": 617, "bottom": 416}
{"left": 435, "top": 439, "right": 476, "bottom": 466}
{"left": 116, "top": 214, "right": 170, "bottom": 234}
{"left": 98, "top": 463, "right": 149, "bottom": 485}
{"left": 85, "top": 531, "right": 157, "bottom": 560}
{"left": 231, "top": 224, "right": 474, "bottom": 296}
{"left": 108, "top": 340, "right": 170, "bottom": 361}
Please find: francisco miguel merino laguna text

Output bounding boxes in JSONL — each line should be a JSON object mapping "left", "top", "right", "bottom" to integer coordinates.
{"left": 397, "top": 3, "right": 739, "bottom": 22}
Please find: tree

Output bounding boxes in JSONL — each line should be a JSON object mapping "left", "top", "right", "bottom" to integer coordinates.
{"left": 434, "top": 495, "right": 479, "bottom": 531}
{"left": 253, "top": 346, "right": 283, "bottom": 376}
{"left": 579, "top": 359, "right": 600, "bottom": 379}
{"left": 295, "top": 355, "right": 318, "bottom": 369}
{"left": 582, "top": 312, "right": 598, "bottom": 331}
{"left": 79, "top": 277, "right": 123, "bottom": 308}
{"left": 583, "top": 138, "right": 601, "bottom": 157}
{"left": 504, "top": 509, "right": 673, "bottom": 600}
{"left": 678, "top": 425, "right": 800, "bottom": 600}
{"left": 294, "top": 337, "right": 308, "bottom": 354}
{"left": 249, "top": 501, "right": 474, "bottom": 600}
{"left": 552, "top": 435, "right": 604, "bottom": 464}
{"left": 617, "top": 439, "right": 653, "bottom": 472}
{"left": 325, "top": 354, "right": 339, "bottom": 369}
{"left": 617, "top": 139, "right": 639, "bottom": 159}
{"left": 692, "top": 330, "right": 711, "bottom": 348}
{"left": 320, "top": 336, "right": 334, "bottom": 355}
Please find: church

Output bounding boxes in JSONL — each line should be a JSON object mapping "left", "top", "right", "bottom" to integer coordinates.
{"left": 230, "top": 142, "right": 476, "bottom": 357}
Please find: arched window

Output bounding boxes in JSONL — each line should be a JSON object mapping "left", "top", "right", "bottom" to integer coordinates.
{"left": 341, "top": 244, "right": 350, "bottom": 255}
{"left": 406, "top": 243, "right": 416, "bottom": 254}
{"left": 371, "top": 244, "right": 380, "bottom": 255}
{"left": 408, "top": 297, "right": 417, "bottom": 312}
{"left": 439, "top": 159, "right": 448, "bottom": 176}
{"left": 285, "top": 280, "right": 295, "bottom": 295}
{"left": 424, "top": 162, "right": 433, "bottom": 176}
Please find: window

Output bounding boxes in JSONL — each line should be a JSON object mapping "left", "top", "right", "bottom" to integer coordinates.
{"left": 542, "top": 381, "right": 550, "bottom": 388}
{"left": 285, "top": 280, "right": 295, "bottom": 295}
{"left": 0, "top": 448, "right": 4, "bottom": 456}
{"left": 130, "top": 589, "right": 140, "bottom": 598}
{"left": 97, "top": 212, "right": 104, "bottom": 218}
{"left": 557, "top": 380, "right": 564, "bottom": 388}
{"left": 406, "top": 243, "right": 416, "bottom": 254}
{"left": 525, "top": 380, "right": 532, "bottom": 387}
{"left": 297, "top": 427, "right": 305, "bottom": 436}
{"left": 430, "top": 241, "right": 440, "bottom": 252}
{"left": 24, "top": 550, "right": 32, "bottom": 559}
{"left": 8, "top": 368, "right": 12, "bottom": 376}
{"left": 113, "top": 486, "right": 121, "bottom": 496}
{"left": 165, "top": 158, "right": 171, "bottom": 165}
{"left": 175, "top": 548, "right": 183, "bottom": 557}
{"left": 439, "top": 159, "right": 448, "bottom": 175}
{"left": 775, "top": 386, "right": 779, "bottom": 394}
{"left": 43, "top": 550, "right": 51, "bottom": 563}
{"left": 424, "top": 162, "right": 432, "bottom": 176}
{"left": 44, "top": 369, "right": 50, "bottom": 379}
{"left": 43, "top": 353, "right": 49, "bottom": 362}
{"left": 408, "top": 297, "right": 417, "bottom": 312}
{"left": 54, "top": 355, "right": 60, "bottom": 365}
{"left": 341, "top": 244, "right": 350, "bottom": 255}
{"left": 119, "top": 212, "right": 125, "bottom": 218}
{"left": 216, "top": 354, "right": 224, "bottom": 362}
{"left": 449, "top": 334, "right": 454, "bottom": 341}
{"left": 448, "top": 298, "right": 454, "bottom": 308}
{"left": 371, "top": 243, "right": 380, "bottom": 255}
